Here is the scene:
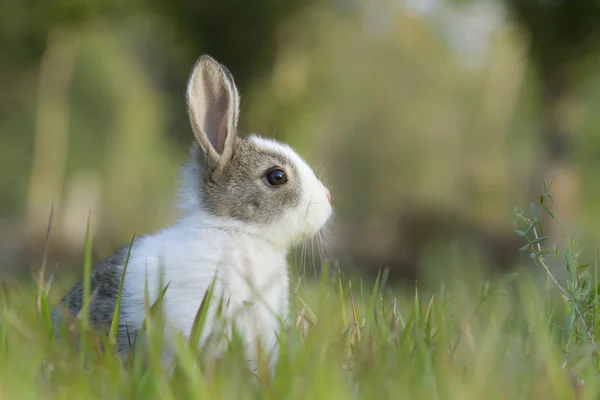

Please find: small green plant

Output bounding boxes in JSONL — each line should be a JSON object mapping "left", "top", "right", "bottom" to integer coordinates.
{"left": 514, "top": 170, "right": 600, "bottom": 372}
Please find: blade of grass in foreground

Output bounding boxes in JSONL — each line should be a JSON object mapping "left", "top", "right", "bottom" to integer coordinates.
{"left": 171, "top": 335, "right": 210, "bottom": 399}
{"left": 349, "top": 280, "right": 361, "bottom": 342}
{"left": 37, "top": 206, "right": 54, "bottom": 335}
{"left": 38, "top": 287, "right": 53, "bottom": 336}
{"left": 78, "top": 213, "right": 93, "bottom": 366}
{"left": 109, "top": 233, "right": 136, "bottom": 348}
{"left": 38, "top": 205, "right": 54, "bottom": 289}
{"left": 80, "top": 213, "right": 93, "bottom": 331}
{"left": 125, "top": 275, "right": 171, "bottom": 365}
{"left": 338, "top": 270, "right": 348, "bottom": 328}
{"left": 363, "top": 269, "right": 387, "bottom": 335}
{"left": 170, "top": 275, "right": 216, "bottom": 398}
{"left": 187, "top": 274, "right": 217, "bottom": 350}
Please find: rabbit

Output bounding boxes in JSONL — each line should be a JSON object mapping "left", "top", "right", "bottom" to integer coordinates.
{"left": 51, "top": 54, "right": 333, "bottom": 372}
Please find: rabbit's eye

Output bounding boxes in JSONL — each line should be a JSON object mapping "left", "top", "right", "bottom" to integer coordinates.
{"left": 265, "top": 169, "right": 287, "bottom": 186}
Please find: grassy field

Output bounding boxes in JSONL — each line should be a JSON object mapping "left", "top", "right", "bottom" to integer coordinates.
{"left": 1, "top": 177, "right": 599, "bottom": 400}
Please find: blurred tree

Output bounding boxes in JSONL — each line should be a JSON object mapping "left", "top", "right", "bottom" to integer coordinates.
{"left": 154, "top": 0, "right": 308, "bottom": 85}
{"left": 500, "top": 0, "right": 600, "bottom": 237}
{"left": 0, "top": 0, "right": 311, "bottom": 143}
{"left": 149, "top": 0, "right": 312, "bottom": 144}
{"left": 0, "top": 0, "right": 312, "bottom": 272}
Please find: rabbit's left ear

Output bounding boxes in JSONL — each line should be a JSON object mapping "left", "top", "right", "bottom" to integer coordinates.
{"left": 186, "top": 55, "right": 240, "bottom": 163}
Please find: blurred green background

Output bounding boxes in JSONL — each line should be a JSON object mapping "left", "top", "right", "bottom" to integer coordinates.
{"left": 2, "top": 0, "right": 600, "bottom": 284}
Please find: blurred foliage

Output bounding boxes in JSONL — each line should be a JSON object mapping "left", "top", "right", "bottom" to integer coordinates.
{"left": 504, "top": 1, "right": 600, "bottom": 83}
{"left": 2, "top": 257, "right": 598, "bottom": 399}
{"left": 499, "top": 0, "right": 600, "bottom": 250}
{"left": 3, "top": 0, "right": 600, "bottom": 283}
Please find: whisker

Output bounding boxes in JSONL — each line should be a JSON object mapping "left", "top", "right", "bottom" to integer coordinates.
{"left": 316, "top": 231, "right": 326, "bottom": 272}
{"left": 323, "top": 221, "right": 340, "bottom": 249}
{"left": 300, "top": 240, "right": 306, "bottom": 277}
{"left": 310, "top": 235, "right": 318, "bottom": 282}
{"left": 301, "top": 238, "right": 309, "bottom": 293}
{"left": 321, "top": 240, "right": 334, "bottom": 267}
{"left": 315, "top": 163, "right": 325, "bottom": 179}
{"left": 316, "top": 161, "right": 333, "bottom": 184}
{"left": 317, "top": 231, "right": 324, "bottom": 260}
{"left": 318, "top": 225, "right": 337, "bottom": 268}
{"left": 321, "top": 231, "right": 331, "bottom": 262}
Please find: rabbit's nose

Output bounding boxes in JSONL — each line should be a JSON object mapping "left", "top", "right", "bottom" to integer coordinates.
{"left": 325, "top": 188, "right": 331, "bottom": 204}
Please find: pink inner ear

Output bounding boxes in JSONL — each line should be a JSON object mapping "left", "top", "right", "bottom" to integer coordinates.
{"left": 215, "top": 103, "right": 230, "bottom": 155}
{"left": 188, "top": 56, "right": 239, "bottom": 158}
{"left": 199, "top": 67, "right": 231, "bottom": 155}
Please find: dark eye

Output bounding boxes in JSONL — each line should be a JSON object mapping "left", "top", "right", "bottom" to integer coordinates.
{"left": 265, "top": 169, "right": 287, "bottom": 186}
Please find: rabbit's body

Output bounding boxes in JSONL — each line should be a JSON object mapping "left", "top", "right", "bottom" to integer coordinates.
{"left": 120, "top": 205, "right": 290, "bottom": 360}
{"left": 53, "top": 55, "right": 332, "bottom": 370}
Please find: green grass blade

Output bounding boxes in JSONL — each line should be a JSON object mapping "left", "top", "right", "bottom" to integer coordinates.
{"left": 80, "top": 213, "right": 93, "bottom": 332}
{"left": 349, "top": 280, "right": 361, "bottom": 342}
{"left": 363, "top": 268, "right": 386, "bottom": 334}
{"left": 38, "top": 290, "right": 53, "bottom": 336}
{"left": 171, "top": 336, "right": 210, "bottom": 398}
{"left": 338, "top": 271, "right": 347, "bottom": 328}
{"left": 109, "top": 234, "right": 136, "bottom": 347}
{"left": 423, "top": 294, "right": 435, "bottom": 341}
{"left": 187, "top": 274, "right": 217, "bottom": 350}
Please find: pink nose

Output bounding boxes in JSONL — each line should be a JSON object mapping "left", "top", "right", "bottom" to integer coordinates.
{"left": 325, "top": 189, "right": 331, "bottom": 204}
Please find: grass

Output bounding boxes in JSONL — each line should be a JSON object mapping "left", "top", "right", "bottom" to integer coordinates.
{"left": 1, "top": 173, "right": 600, "bottom": 399}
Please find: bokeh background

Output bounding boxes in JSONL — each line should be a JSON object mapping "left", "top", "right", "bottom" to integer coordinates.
{"left": 2, "top": 0, "right": 600, "bottom": 286}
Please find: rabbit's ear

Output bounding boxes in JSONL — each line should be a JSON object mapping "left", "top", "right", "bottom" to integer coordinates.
{"left": 186, "top": 55, "right": 239, "bottom": 162}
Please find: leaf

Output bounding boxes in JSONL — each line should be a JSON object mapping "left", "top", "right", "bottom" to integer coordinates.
{"left": 542, "top": 206, "right": 555, "bottom": 219}
{"left": 565, "top": 250, "right": 577, "bottom": 283}
{"left": 530, "top": 203, "right": 538, "bottom": 219}
{"left": 540, "top": 194, "right": 544, "bottom": 205}
{"left": 563, "top": 308, "right": 576, "bottom": 345}
{"left": 530, "top": 236, "right": 548, "bottom": 244}
{"left": 522, "top": 222, "right": 536, "bottom": 236}
{"left": 515, "top": 230, "right": 525, "bottom": 237}
{"left": 548, "top": 193, "right": 555, "bottom": 204}
{"left": 518, "top": 244, "right": 530, "bottom": 252}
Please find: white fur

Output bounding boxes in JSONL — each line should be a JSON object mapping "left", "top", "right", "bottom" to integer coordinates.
{"left": 119, "top": 136, "right": 332, "bottom": 371}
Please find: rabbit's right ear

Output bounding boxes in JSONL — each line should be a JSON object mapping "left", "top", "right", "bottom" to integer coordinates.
{"left": 186, "top": 55, "right": 239, "bottom": 164}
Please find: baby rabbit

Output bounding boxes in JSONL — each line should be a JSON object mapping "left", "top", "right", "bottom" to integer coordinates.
{"left": 52, "top": 55, "right": 333, "bottom": 371}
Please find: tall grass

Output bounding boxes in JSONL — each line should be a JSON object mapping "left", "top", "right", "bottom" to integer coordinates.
{"left": 0, "top": 174, "right": 599, "bottom": 399}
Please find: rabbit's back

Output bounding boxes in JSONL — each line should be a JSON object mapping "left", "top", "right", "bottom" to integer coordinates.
{"left": 52, "top": 245, "right": 132, "bottom": 352}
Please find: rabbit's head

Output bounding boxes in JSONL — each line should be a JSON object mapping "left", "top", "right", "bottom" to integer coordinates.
{"left": 179, "top": 55, "right": 332, "bottom": 247}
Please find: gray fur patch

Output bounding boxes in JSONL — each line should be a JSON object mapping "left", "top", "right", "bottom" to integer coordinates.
{"left": 52, "top": 245, "right": 134, "bottom": 354}
{"left": 196, "top": 137, "right": 302, "bottom": 224}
